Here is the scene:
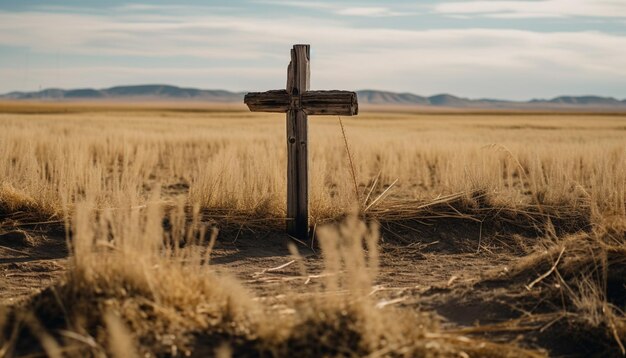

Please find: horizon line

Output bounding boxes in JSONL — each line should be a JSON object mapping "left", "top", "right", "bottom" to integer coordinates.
{"left": 2, "top": 83, "right": 625, "bottom": 103}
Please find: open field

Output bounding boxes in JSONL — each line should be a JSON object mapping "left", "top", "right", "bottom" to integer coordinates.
{"left": 0, "top": 103, "right": 625, "bottom": 357}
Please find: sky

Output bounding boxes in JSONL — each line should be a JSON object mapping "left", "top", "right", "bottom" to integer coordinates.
{"left": 0, "top": 0, "right": 625, "bottom": 100}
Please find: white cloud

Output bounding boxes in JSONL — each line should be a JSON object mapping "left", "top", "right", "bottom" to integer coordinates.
{"left": 254, "top": 1, "right": 410, "bottom": 17}
{"left": 0, "top": 8, "right": 625, "bottom": 98}
{"left": 435, "top": 0, "right": 626, "bottom": 18}
{"left": 335, "top": 7, "right": 405, "bottom": 17}
{"left": 251, "top": 1, "right": 335, "bottom": 10}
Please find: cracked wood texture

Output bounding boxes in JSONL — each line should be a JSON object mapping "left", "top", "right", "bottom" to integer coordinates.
{"left": 243, "top": 44, "right": 359, "bottom": 241}
{"left": 243, "top": 90, "right": 358, "bottom": 115}
{"left": 286, "top": 44, "right": 310, "bottom": 241}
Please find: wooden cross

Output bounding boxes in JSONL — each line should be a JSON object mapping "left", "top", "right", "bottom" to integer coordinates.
{"left": 244, "top": 44, "right": 358, "bottom": 241}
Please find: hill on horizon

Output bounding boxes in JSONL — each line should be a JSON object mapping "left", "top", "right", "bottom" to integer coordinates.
{"left": 2, "top": 84, "right": 626, "bottom": 110}
{"left": 1, "top": 85, "right": 244, "bottom": 103}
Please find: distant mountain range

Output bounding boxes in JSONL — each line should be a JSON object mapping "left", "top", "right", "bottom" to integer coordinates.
{"left": 1, "top": 85, "right": 243, "bottom": 102}
{"left": 357, "top": 90, "right": 626, "bottom": 110}
{"left": 2, "top": 84, "right": 625, "bottom": 110}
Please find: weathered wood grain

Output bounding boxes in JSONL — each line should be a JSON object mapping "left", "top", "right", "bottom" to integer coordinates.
{"left": 244, "top": 90, "right": 290, "bottom": 112}
{"left": 244, "top": 44, "right": 359, "bottom": 242}
{"left": 301, "top": 91, "right": 358, "bottom": 115}
{"left": 244, "top": 90, "right": 358, "bottom": 115}
{"left": 286, "top": 108, "right": 298, "bottom": 236}
{"left": 286, "top": 44, "right": 310, "bottom": 240}
{"left": 294, "top": 109, "right": 308, "bottom": 240}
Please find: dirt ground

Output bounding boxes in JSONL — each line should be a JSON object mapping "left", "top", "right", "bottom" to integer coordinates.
{"left": 1, "top": 214, "right": 607, "bottom": 357}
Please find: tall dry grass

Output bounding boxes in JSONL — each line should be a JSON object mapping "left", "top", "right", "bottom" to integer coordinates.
{"left": 0, "top": 106, "right": 624, "bottom": 355}
{"left": 0, "top": 110, "right": 623, "bottom": 225}
{"left": 1, "top": 196, "right": 542, "bottom": 357}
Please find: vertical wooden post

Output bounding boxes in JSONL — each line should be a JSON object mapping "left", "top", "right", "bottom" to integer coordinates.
{"left": 244, "top": 44, "right": 357, "bottom": 241}
{"left": 286, "top": 44, "right": 310, "bottom": 240}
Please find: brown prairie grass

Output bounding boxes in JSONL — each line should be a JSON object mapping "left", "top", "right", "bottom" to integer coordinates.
{"left": 0, "top": 105, "right": 625, "bottom": 355}
{"left": 0, "top": 109, "right": 623, "bottom": 224}
{"left": 1, "top": 198, "right": 543, "bottom": 357}
{"left": 480, "top": 214, "right": 626, "bottom": 354}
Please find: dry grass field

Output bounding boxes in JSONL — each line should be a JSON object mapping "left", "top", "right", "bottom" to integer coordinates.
{"left": 0, "top": 102, "right": 625, "bottom": 357}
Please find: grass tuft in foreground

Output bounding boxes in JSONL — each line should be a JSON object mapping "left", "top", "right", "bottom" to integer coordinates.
{"left": 480, "top": 216, "right": 626, "bottom": 355}
{"left": 1, "top": 200, "right": 542, "bottom": 357}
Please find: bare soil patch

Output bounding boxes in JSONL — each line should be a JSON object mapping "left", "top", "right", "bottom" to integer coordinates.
{"left": 3, "top": 213, "right": 617, "bottom": 356}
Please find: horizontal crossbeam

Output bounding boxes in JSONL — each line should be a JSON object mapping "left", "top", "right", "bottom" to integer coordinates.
{"left": 244, "top": 90, "right": 358, "bottom": 116}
